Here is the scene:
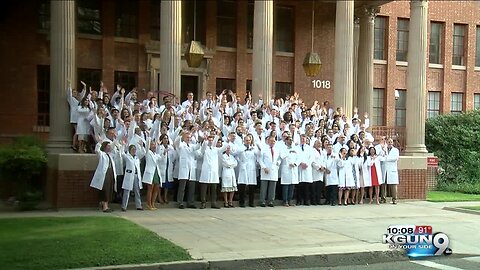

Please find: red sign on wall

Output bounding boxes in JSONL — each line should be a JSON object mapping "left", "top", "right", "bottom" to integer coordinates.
{"left": 427, "top": 157, "right": 438, "bottom": 167}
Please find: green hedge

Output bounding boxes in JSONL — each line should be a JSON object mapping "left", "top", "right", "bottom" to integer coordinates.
{"left": 425, "top": 110, "right": 480, "bottom": 194}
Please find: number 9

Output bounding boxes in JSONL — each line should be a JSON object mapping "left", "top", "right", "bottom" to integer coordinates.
{"left": 433, "top": 233, "right": 449, "bottom": 255}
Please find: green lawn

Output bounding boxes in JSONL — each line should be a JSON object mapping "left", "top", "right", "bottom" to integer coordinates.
{"left": 460, "top": 206, "right": 480, "bottom": 211}
{"left": 0, "top": 216, "right": 191, "bottom": 270}
{"left": 427, "top": 191, "right": 480, "bottom": 202}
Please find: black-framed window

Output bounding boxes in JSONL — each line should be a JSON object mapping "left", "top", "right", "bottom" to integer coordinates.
{"left": 429, "top": 22, "right": 443, "bottom": 64}
{"left": 275, "top": 5, "right": 294, "bottom": 53}
{"left": 476, "top": 26, "right": 480, "bottom": 67}
{"left": 115, "top": 0, "right": 138, "bottom": 38}
{"left": 450, "top": 92, "right": 463, "bottom": 114}
{"left": 151, "top": 0, "right": 161, "bottom": 41}
{"left": 373, "top": 88, "right": 385, "bottom": 126}
{"left": 217, "top": 0, "right": 236, "bottom": 48}
{"left": 38, "top": 0, "right": 50, "bottom": 31}
{"left": 427, "top": 91, "right": 441, "bottom": 118}
{"left": 37, "top": 65, "right": 50, "bottom": 126}
{"left": 115, "top": 71, "right": 137, "bottom": 93}
{"left": 183, "top": 0, "right": 206, "bottom": 45}
{"left": 396, "top": 18, "right": 409, "bottom": 62}
{"left": 247, "top": 1, "right": 254, "bottom": 49}
{"left": 77, "top": 0, "right": 102, "bottom": 35}
{"left": 395, "top": 90, "right": 406, "bottom": 127}
{"left": 275, "top": 82, "right": 293, "bottom": 99}
{"left": 77, "top": 68, "right": 102, "bottom": 92}
{"left": 216, "top": 78, "right": 236, "bottom": 95}
{"left": 452, "top": 24, "right": 466, "bottom": 66}
{"left": 374, "top": 16, "right": 387, "bottom": 60}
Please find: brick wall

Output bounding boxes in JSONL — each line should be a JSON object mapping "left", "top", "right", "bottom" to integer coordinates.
{"left": 398, "top": 169, "right": 427, "bottom": 200}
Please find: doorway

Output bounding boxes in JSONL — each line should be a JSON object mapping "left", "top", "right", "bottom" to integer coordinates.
{"left": 181, "top": 75, "right": 199, "bottom": 102}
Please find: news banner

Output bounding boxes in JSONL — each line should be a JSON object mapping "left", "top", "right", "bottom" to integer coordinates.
{"left": 382, "top": 225, "right": 453, "bottom": 258}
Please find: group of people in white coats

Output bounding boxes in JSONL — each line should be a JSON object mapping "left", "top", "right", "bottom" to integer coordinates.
{"left": 81, "top": 81, "right": 401, "bottom": 211}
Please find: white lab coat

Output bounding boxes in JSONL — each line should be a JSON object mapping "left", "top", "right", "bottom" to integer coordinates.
{"left": 367, "top": 155, "right": 384, "bottom": 185}
{"left": 199, "top": 138, "right": 224, "bottom": 184}
{"left": 383, "top": 147, "right": 400, "bottom": 185}
{"left": 311, "top": 148, "right": 326, "bottom": 182}
{"left": 122, "top": 153, "right": 142, "bottom": 191}
{"left": 258, "top": 145, "right": 281, "bottom": 181}
{"left": 158, "top": 144, "right": 176, "bottom": 183}
{"left": 221, "top": 153, "right": 238, "bottom": 188}
{"left": 142, "top": 149, "right": 162, "bottom": 185}
{"left": 176, "top": 141, "right": 200, "bottom": 180}
{"left": 325, "top": 153, "right": 340, "bottom": 186}
{"left": 90, "top": 151, "right": 117, "bottom": 191}
{"left": 280, "top": 145, "right": 299, "bottom": 185}
{"left": 360, "top": 156, "right": 371, "bottom": 187}
{"left": 237, "top": 145, "right": 259, "bottom": 185}
{"left": 76, "top": 106, "right": 92, "bottom": 135}
{"left": 298, "top": 145, "right": 315, "bottom": 183}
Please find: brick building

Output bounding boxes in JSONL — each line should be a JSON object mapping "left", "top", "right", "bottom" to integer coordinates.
{"left": 0, "top": 0, "right": 479, "bottom": 206}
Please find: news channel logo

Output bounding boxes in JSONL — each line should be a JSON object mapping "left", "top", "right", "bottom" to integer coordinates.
{"left": 382, "top": 225, "right": 452, "bottom": 258}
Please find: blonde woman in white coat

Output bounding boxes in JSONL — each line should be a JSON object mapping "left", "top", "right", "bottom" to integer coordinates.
{"left": 311, "top": 140, "right": 326, "bottom": 205}
{"left": 158, "top": 134, "right": 176, "bottom": 204}
{"left": 121, "top": 145, "right": 143, "bottom": 211}
{"left": 174, "top": 131, "right": 201, "bottom": 209}
{"left": 325, "top": 143, "right": 340, "bottom": 206}
{"left": 280, "top": 136, "right": 299, "bottom": 207}
{"left": 142, "top": 139, "right": 162, "bottom": 210}
{"left": 237, "top": 134, "right": 259, "bottom": 207}
{"left": 221, "top": 146, "right": 238, "bottom": 208}
{"left": 90, "top": 141, "right": 116, "bottom": 212}
{"left": 367, "top": 146, "right": 384, "bottom": 205}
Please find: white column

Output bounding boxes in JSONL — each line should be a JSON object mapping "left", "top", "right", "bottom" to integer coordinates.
{"left": 333, "top": 1, "right": 355, "bottom": 118}
{"left": 47, "top": 0, "right": 76, "bottom": 153}
{"left": 353, "top": 17, "right": 360, "bottom": 110}
{"left": 160, "top": 1, "right": 182, "bottom": 100}
{"left": 405, "top": 0, "right": 428, "bottom": 155}
{"left": 357, "top": 7, "right": 377, "bottom": 120}
{"left": 252, "top": 0, "right": 274, "bottom": 104}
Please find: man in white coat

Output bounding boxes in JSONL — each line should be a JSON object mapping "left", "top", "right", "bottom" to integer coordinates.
{"left": 175, "top": 131, "right": 201, "bottom": 209}
{"left": 258, "top": 135, "right": 281, "bottom": 207}
{"left": 297, "top": 135, "right": 315, "bottom": 205}
{"left": 383, "top": 138, "right": 400, "bottom": 204}
{"left": 279, "top": 136, "right": 299, "bottom": 206}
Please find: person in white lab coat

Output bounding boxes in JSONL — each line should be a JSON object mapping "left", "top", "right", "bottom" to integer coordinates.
{"left": 198, "top": 133, "right": 224, "bottom": 209}
{"left": 325, "top": 143, "right": 340, "bottom": 206}
{"left": 258, "top": 135, "right": 281, "bottom": 207}
{"left": 311, "top": 139, "right": 326, "bottom": 205}
{"left": 221, "top": 146, "right": 238, "bottom": 208}
{"left": 121, "top": 145, "right": 143, "bottom": 211}
{"left": 175, "top": 131, "right": 201, "bottom": 209}
{"left": 367, "top": 147, "right": 384, "bottom": 205}
{"left": 142, "top": 140, "right": 162, "bottom": 210}
{"left": 297, "top": 135, "right": 315, "bottom": 205}
{"left": 157, "top": 134, "right": 176, "bottom": 204}
{"left": 90, "top": 141, "right": 116, "bottom": 212}
{"left": 383, "top": 138, "right": 400, "bottom": 204}
{"left": 356, "top": 146, "right": 368, "bottom": 204}
{"left": 237, "top": 134, "right": 259, "bottom": 207}
{"left": 280, "top": 135, "right": 298, "bottom": 206}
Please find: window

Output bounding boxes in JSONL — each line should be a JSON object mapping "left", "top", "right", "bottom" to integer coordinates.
{"left": 427, "top": 91, "right": 440, "bottom": 118}
{"left": 452, "top": 24, "right": 466, "bottom": 66}
{"left": 374, "top": 16, "right": 386, "bottom": 60}
{"left": 215, "top": 78, "right": 236, "bottom": 95}
{"left": 38, "top": 0, "right": 50, "bottom": 31}
{"left": 450, "top": 92, "right": 463, "bottom": 114}
{"left": 77, "top": 0, "right": 102, "bottom": 35}
{"left": 275, "top": 6, "right": 294, "bottom": 53}
{"left": 217, "top": 0, "right": 236, "bottom": 48}
{"left": 115, "top": 71, "right": 137, "bottom": 93}
{"left": 37, "top": 65, "right": 50, "bottom": 126}
{"left": 247, "top": 1, "right": 254, "bottom": 49}
{"left": 115, "top": 0, "right": 137, "bottom": 38}
{"left": 476, "top": 26, "right": 480, "bottom": 67}
{"left": 77, "top": 69, "right": 102, "bottom": 93}
{"left": 183, "top": 0, "right": 206, "bottom": 45}
{"left": 372, "top": 88, "right": 385, "bottom": 126}
{"left": 395, "top": 90, "right": 406, "bottom": 127}
{"left": 429, "top": 22, "right": 443, "bottom": 64}
{"left": 396, "top": 19, "right": 409, "bottom": 62}
{"left": 474, "top": 94, "right": 480, "bottom": 110}
{"left": 151, "top": 0, "right": 160, "bottom": 40}
{"left": 275, "top": 82, "right": 293, "bottom": 99}
{"left": 246, "top": 80, "right": 252, "bottom": 94}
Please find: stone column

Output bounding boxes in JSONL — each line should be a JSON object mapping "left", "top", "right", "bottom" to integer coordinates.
{"left": 357, "top": 7, "right": 377, "bottom": 120}
{"left": 160, "top": 1, "right": 182, "bottom": 100}
{"left": 47, "top": 0, "right": 76, "bottom": 153}
{"left": 353, "top": 17, "right": 360, "bottom": 110}
{"left": 252, "top": 0, "right": 274, "bottom": 104}
{"left": 333, "top": 1, "right": 354, "bottom": 118}
{"left": 405, "top": 0, "right": 428, "bottom": 155}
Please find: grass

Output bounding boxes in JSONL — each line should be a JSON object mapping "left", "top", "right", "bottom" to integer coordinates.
{"left": 459, "top": 206, "right": 480, "bottom": 211}
{"left": 427, "top": 191, "right": 480, "bottom": 202}
{"left": 0, "top": 216, "right": 191, "bottom": 270}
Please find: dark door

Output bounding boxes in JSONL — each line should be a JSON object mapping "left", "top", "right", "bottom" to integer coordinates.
{"left": 181, "top": 75, "right": 198, "bottom": 102}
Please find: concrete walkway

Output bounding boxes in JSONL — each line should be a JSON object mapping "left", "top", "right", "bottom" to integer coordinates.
{"left": 2, "top": 201, "right": 480, "bottom": 262}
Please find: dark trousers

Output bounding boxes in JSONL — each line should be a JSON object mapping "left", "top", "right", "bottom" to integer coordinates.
{"left": 312, "top": 181, "right": 324, "bottom": 205}
{"left": 282, "top": 184, "right": 295, "bottom": 204}
{"left": 200, "top": 183, "right": 218, "bottom": 205}
{"left": 238, "top": 184, "right": 255, "bottom": 206}
{"left": 177, "top": 179, "right": 196, "bottom": 205}
{"left": 297, "top": 182, "right": 312, "bottom": 205}
{"left": 326, "top": 185, "right": 338, "bottom": 205}
{"left": 113, "top": 175, "right": 124, "bottom": 203}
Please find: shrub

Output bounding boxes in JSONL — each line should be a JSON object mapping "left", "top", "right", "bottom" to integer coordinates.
{"left": 0, "top": 136, "right": 47, "bottom": 209}
{"left": 425, "top": 111, "right": 480, "bottom": 194}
